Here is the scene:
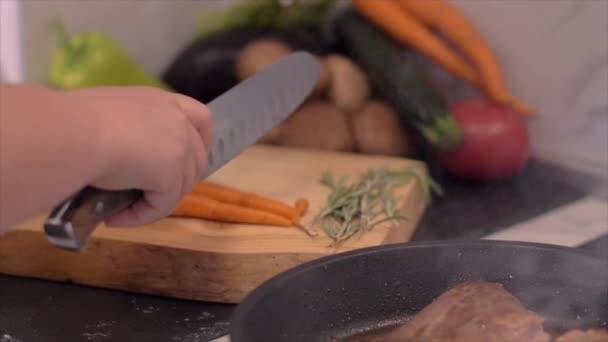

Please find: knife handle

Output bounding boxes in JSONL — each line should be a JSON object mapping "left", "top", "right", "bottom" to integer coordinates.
{"left": 44, "top": 187, "right": 142, "bottom": 251}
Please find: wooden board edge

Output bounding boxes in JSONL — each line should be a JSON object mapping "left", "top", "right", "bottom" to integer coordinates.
{"left": 383, "top": 179, "right": 429, "bottom": 244}
{"left": 0, "top": 147, "right": 433, "bottom": 303}
{"left": 0, "top": 230, "right": 326, "bottom": 303}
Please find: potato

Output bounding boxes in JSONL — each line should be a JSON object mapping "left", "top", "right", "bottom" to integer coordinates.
{"left": 237, "top": 39, "right": 291, "bottom": 80}
{"left": 237, "top": 39, "right": 328, "bottom": 97}
{"left": 324, "top": 54, "right": 371, "bottom": 112}
{"left": 350, "top": 101, "right": 413, "bottom": 157}
{"left": 257, "top": 125, "right": 283, "bottom": 145}
{"left": 312, "top": 57, "right": 331, "bottom": 95}
{"left": 278, "top": 101, "right": 355, "bottom": 152}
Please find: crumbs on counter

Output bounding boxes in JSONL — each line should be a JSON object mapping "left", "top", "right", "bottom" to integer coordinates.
{"left": 171, "top": 321, "right": 230, "bottom": 342}
{"left": 1, "top": 334, "right": 21, "bottom": 342}
{"left": 135, "top": 305, "right": 161, "bottom": 314}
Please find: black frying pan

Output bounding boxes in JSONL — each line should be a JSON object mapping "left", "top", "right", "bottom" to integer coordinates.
{"left": 229, "top": 240, "right": 608, "bottom": 341}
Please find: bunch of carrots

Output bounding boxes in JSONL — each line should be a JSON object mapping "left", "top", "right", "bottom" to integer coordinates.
{"left": 353, "top": 0, "right": 534, "bottom": 116}
{"left": 170, "top": 181, "right": 311, "bottom": 232}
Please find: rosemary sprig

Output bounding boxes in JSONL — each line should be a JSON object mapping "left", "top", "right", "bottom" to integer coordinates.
{"left": 314, "top": 166, "right": 442, "bottom": 247}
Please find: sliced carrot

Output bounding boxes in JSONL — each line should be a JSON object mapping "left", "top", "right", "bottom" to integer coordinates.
{"left": 171, "top": 194, "right": 293, "bottom": 227}
{"left": 191, "top": 181, "right": 301, "bottom": 223}
{"left": 352, "top": 0, "right": 480, "bottom": 87}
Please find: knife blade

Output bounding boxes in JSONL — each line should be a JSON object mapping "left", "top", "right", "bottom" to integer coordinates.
{"left": 43, "top": 52, "right": 321, "bottom": 252}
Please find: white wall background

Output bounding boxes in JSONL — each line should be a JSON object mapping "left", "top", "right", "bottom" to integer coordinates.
{"left": 1, "top": 0, "right": 607, "bottom": 178}
{"left": 451, "top": 0, "right": 608, "bottom": 179}
{"left": 18, "top": 0, "right": 240, "bottom": 83}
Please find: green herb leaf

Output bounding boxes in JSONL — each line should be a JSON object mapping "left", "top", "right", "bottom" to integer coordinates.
{"left": 314, "top": 166, "right": 441, "bottom": 246}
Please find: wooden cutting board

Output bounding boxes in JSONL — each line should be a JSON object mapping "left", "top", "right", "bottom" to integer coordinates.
{"left": 0, "top": 145, "right": 429, "bottom": 303}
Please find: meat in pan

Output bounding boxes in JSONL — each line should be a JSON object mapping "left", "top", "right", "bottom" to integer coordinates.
{"left": 375, "top": 281, "right": 552, "bottom": 342}
{"left": 554, "top": 328, "right": 608, "bottom": 342}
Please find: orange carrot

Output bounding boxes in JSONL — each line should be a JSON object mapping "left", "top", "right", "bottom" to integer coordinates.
{"left": 295, "top": 198, "right": 309, "bottom": 216}
{"left": 352, "top": 0, "right": 480, "bottom": 87}
{"left": 191, "top": 181, "right": 302, "bottom": 223}
{"left": 293, "top": 198, "right": 318, "bottom": 237}
{"left": 510, "top": 99, "right": 534, "bottom": 116}
{"left": 171, "top": 194, "right": 293, "bottom": 226}
{"left": 395, "top": 0, "right": 534, "bottom": 116}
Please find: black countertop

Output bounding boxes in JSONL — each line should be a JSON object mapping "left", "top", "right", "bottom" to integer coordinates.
{"left": 1, "top": 159, "right": 606, "bottom": 342}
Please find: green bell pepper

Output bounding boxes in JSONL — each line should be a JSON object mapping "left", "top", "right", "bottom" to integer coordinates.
{"left": 49, "top": 19, "right": 170, "bottom": 90}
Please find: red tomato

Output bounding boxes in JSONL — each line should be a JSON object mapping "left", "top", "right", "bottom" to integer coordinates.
{"left": 437, "top": 98, "right": 530, "bottom": 182}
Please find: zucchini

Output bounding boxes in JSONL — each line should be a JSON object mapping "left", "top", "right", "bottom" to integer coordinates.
{"left": 332, "top": 10, "right": 463, "bottom": 151}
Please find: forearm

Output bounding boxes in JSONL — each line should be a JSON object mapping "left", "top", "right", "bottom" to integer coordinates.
{"left": 0, "top": 83, "right": 112, "bottom": 232}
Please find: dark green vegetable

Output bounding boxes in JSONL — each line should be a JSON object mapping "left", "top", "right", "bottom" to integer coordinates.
{"left": 274, "top": 0, "right": 339, "bottom": 33}
{"left": 163, "top": 28, "right": 264, "bottom": 104}
{"left": 197, "top": 0, "right": 281, "bottom": 39}
{"left": 49, "top": 19, "right": 169, "bottom": 90}
{"left": 197, "top": 0, "right": 338, "bottom": 40}
{"left": 333, "top": 10, "right": 463, "bottom": 151}
{"left": 162, "top": 27, "right": 328, "bottom": 104}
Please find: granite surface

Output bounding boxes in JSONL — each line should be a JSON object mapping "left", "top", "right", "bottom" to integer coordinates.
{"left": 0, "top": 158, "right": 605, "bottom": 342}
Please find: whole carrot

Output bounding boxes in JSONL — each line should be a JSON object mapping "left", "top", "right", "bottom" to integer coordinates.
{"left": 293, "top": 198, "right": 317, "bottom": 237}
{"left": 295, "top": 198, "right": 309, "bottom": 216}
{"left": 352, "top": 0, "right": 480, "bottom": 87}
{"left": 191, "top": 181, "right": 302, "bottom": 223}
{"left": 171, "top": 194, "right": 293, "bottom": 227}
{"left": 395, "top": 0, "right": 533, "bottom": 116}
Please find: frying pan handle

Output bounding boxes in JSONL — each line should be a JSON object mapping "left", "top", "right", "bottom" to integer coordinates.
{"left": 43, "top": 186, "right": 142, "bottom": 252}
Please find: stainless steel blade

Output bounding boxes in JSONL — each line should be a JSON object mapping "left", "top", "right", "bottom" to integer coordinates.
{"left": 203, "top": 51, "right": 321, "bottom": 177}
{"left": 42, "top": 51, "right": 321, "bottom": 252}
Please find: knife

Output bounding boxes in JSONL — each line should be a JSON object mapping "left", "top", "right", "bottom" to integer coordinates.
{"left": 43, "top": 52, "right": 321, "bottom": 252}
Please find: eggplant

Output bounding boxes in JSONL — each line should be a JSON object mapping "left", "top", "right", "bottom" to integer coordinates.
{"left": 162, "top": 28, "right": 329, "bottom": 104}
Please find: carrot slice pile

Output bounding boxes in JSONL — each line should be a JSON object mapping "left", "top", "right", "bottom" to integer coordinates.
{"left": 353, "top": 0, "right": 534, "bottom": 116}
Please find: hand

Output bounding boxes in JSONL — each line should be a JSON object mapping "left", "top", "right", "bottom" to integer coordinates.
{"left": 65, "top": 86, "right": 212, "bottom": 227}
